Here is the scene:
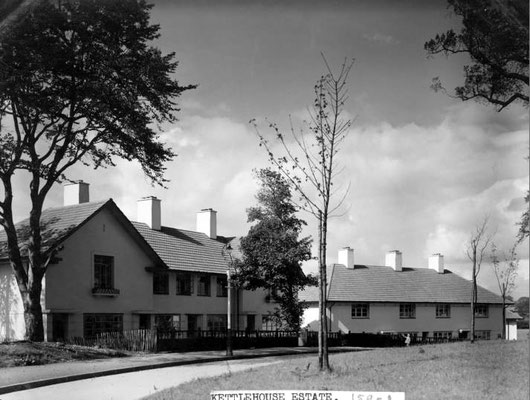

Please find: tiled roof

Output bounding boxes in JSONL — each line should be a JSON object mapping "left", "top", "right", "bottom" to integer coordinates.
{"left": 131, "top": 222, "right": 233, "bottom": 274}
{"left": 300, "top": 263, "right": 504, "bottom": 304}
{"left": 0, "top": 200, "right": 109, "bottom": 258}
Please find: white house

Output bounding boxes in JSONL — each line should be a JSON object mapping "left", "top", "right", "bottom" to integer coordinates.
{"left": 0, "top": 182, "right": 275, "bottom": 341}
{"left": 300, "top": 247, "right": 509, "bottom": 341}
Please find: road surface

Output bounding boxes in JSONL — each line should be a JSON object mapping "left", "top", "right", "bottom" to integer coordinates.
{"left": 0, "top": 357, "right": 283, "bottom": 400}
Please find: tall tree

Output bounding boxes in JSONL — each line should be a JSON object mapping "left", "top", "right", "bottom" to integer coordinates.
{"left": 465, "top": 218, "right": 492, "bottom": 343}
{"left": 514, "top": 297, "right": 529, "bottom": 320}
{"left": 0, "top": 0, "right": 195, "bottom": 341}
{"left": 491, "top": 242, "right": 519, "bottom": 339}
{"left": 252, "top": 57, "right": 354, "bottom": 371}
{"left": 425, "top": 0, "right": 529, "bottom": 111}
{"left": 233, "top": 169, "right": 314, "bottom": 331}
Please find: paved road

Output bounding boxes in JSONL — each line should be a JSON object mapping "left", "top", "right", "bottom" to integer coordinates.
{"left": 0, "top": 357, "right": 283, "bottom": 400}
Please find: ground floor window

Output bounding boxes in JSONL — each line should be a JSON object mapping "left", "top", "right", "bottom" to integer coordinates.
{"left": 207, "top": 314, "right": 227, "bottom": 331}
{"left": 433, "top": 331, "right": 453, "bottom": 340}
{"left": 261, "top": 314, "right": 281, "bottom": 331}
{"left": 83, "top": 313, "right": 123, "bottom": 338}
{"left": 155, "top": 314, "right": 181, "bottom": 333}
{"left": 475, "top": 330, "right": 491, "bottom": 340}
{"left": 139, "top": 314, "right": 151, "bottom": 330}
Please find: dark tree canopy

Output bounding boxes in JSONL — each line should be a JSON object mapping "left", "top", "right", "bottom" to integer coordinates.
{"left": 0, "top": 0, "right": 195, "bottom": 341}
{"left": 514, "top": 297, "right": 529, "bottom": 319}
{"left": 425, "top": 0, "right": 529, "bottom": 111}
{"left": 233, "top": 169, "right": 314, "bottom": 330}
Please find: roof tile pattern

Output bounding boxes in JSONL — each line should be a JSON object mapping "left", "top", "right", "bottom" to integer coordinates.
{"left": 300, "top": 264, "right": 504, "bottom": 304}
{"left": 131, "top": 222, "right": 231, "bottom": 274}
{"left": 0, "top": 200, "right": 108, "bottom": 258}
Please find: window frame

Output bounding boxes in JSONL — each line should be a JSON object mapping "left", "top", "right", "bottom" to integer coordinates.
{"left": 399, "top": 303, "right": 416, "bottom": 319}
{"left": 351, "top": 303, "right": 370, "bottom": 319}
{"left": 176, "top": 272, "right": 193, "bottom": 296}
{"left": 435, "top": 304, "right": 451, "bottom": 319}
{"left": 216, "top": 275, "right": 228, "bottom": 297}
{"left": 197, "top": 274, "right": 211, "bottom": 296}
{"left": 83, "top": 313, "right": 123, "bottom": 338}
{"left": 474, "top": 304, "right": 489, "bottom": 318}
{"left": 93, "top": 254, "right": 115, "bottom": 290}
{"left": 153, "top": 271, "right": 169, "bottom": 295}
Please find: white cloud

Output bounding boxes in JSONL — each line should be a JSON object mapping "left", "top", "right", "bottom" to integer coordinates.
{"left": 362, "top": 32, "right": 400, "bottom": 45}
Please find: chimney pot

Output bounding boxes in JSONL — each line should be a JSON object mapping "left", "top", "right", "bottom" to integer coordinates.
{"left": 197, "top": 208, "right": 217, "bottom": 239}
{"left": 137, "top": 196, "right": 161, "bottom": 230}
{"left": 429, "top": 253, "right": 444, "bottom": 273}
{"left": 338, "top": 247, "right": 354, "bottom": 269}
{"left": 64, "top": 181, "right": 90, "bottom": 206}
{"left": 385, "top": 250, "right": 402, "bottom": 271}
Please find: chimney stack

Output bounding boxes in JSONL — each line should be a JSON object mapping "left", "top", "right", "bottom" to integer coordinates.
{"left": 64, "top": 181, "right": 90, "bottom": 206}
{"left": 429, "top": 253, "right": 445, "bottom": 274}
{"left": 385, "top": 250, "right": 402, "bottom": 271}
{"left": 197, "top": 208, "right": 217, "bottom": 239}
{"left": 137, "top": 196, "right": 161, "bottom": 230}
{"left": 338, "top": 247, "right": 354, "bottom": 269}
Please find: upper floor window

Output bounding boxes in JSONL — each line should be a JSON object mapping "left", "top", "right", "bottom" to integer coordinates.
{"left": 153, "top": 271, "right": 169, "bottom": 295}
{"left": 475, "top": 304, "right": 489, "bottom": 318}
{"left": 399, "top": 303, "right": 416, "bottom": 319}
{"left": 216, "top": 275, "right": 228, "bottom": 297}
{"left": 435, "top": 304, "right": 451, "bottom": 318}
{"left": 176, "top": 272, "right": 193, "bottom": 295}
{"left": 197, "top": 274, "right": 211, "bottom": 296}
{"left": 351, "top": 303, "right": 369, "bottom": 319}
{"left": 92, "top": 255, "right": 119, "bottom": 296}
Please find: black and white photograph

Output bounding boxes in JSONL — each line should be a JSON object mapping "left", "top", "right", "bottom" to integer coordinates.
{"left": 0, "top": 0, "right": 528, "bottom": 399}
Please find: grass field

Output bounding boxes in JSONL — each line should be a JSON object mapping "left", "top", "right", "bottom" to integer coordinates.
{"left": 142, "top": 334, "right": 529, "bottom": 400}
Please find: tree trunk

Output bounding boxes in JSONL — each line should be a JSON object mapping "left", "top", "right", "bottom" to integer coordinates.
{"left": 22, "top": 282, "right": 45, "bottom": 341}
{"left": 470, "top": 256, "right": 477, "bottom": 343}
{"left": 501, "top": 299, "right": 506, "bottom": 340}
{"left": 318, "top": 210, "right": 330, "bottom": 371}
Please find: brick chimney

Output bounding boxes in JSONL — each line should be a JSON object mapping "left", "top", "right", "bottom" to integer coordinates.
{"left": 385, "top": 250, "right": 402, "bottom": 271}
{"left": 197, "top": 208, "right": 217, "bottom": 239}
{"left": 338, "top": 247, "right": 354, "bottom": 269}
{"left": 137, "top": 196, "right": 161, "bottom": 230}
{"left": 64, "top": 181, "right": 90, "bottom": 206}
{"left": 429, "top": 253, "right": 444, "bottom": 274}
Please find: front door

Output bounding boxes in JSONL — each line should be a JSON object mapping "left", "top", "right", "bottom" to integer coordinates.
{"left": 52, "top": 313, "right": 68, "bottom": 342}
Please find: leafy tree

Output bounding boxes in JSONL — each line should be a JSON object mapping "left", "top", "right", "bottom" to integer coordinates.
{"left": 425, "top": 0, "right": 529, "bottom": 111}
{"left": 517, "top": 188, "right": 529, "bottom": 243}
{"left": 514, "top": 297, "right": 529, "bottom": 319}
{"left": 252, "top": 56, "right": 354, "bottom": 371}
{"left": 0, "top": 0, "right": 195, "bottom": 341}
{"left": 465, "top": 218, "right": 492, "bottom": 343}
{"left": 233, "top": 169, "right": 314, "bottom": 331}
{"left": 491, "top": 243, "right": 519, "bottom": 339}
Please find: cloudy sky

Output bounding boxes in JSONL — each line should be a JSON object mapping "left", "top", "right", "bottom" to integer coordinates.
{"left": 11, "top": 0, "right": 530, "bottom": 298}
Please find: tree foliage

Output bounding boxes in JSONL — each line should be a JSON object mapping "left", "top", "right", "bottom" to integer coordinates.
{"left": 0, "top": 0, "right": 195, "bottom": 341}
{"left": 425, "top": 0, "right": 529, "bottom": 111}
{"left": 233, "top": 169, "right": 314, "bottom": 331}
{"left": 252, "top": 56, "right": 354, "bottom": 370}
{"left": 514, "top": 297, "right": 529, "bottom": 320}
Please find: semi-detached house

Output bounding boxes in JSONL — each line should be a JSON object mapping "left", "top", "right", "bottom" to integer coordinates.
{"left": 300, "top": 247, "right": 516, "bottom": 341}
{"left": 0, "top": 182, "right": 275, "bottom": 342}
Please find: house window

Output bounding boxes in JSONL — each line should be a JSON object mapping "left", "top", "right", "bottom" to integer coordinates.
{"left": 216, "top": 275, "right": 228, "bottom": 297}
{"left": 475, "top": 304, "right": 489, "bottom": 318}
{"left": 435, "top": 304, "right": 451, "bottom": 318}
{"left": 197, "top": 275, "right": 211, "bottom": 296}
{"left": 176, "top": 272, "right": 193, "bottom": 295}
{"left": 261, "top": 315, "right": 281, "bottom": 331}
{"left": 475, "top": 330, "right": 491, "bottom": 340}
{"left": 207, "top": 314, "right": 226, "bottom": 331}
{"left": 52, "top": 313, "right": 69, "bottom": 342}
{"left": 153, "top": 271, "right": 169, "bottom": 294}
{"left": 83, "top": 313, "right": 123, "bottom": 338}
{"left": 351, "top": 303, "right": 369, "bottom": 319}
{"left": 93, "top": 255, "right": 114, "bottom": 289}
{"left": 399, "top": 303, "right": 416, "bottom": 319}
{"left": 433, "top": 331, "right": 453, "bottom": 340}
{"left": 155, "top": 314, "right": 181, "bottom": 333}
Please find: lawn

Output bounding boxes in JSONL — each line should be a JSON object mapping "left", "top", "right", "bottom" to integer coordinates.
{"left": 142, "top": 336, "right": 529, "bottom": 400}
{"left": 0, "top": 341, "right": 129, "bottom": 368}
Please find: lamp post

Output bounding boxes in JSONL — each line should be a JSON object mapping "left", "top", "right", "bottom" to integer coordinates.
{"left": 225, "top": 244, "right": 233, "bottom": 357}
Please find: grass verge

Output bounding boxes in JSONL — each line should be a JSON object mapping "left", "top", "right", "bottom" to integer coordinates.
{"left": 0, "top": 341, "right": 129, "bottom": 368}
{"left": 142, "top": 338, "right": 529, "bottom": 400}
